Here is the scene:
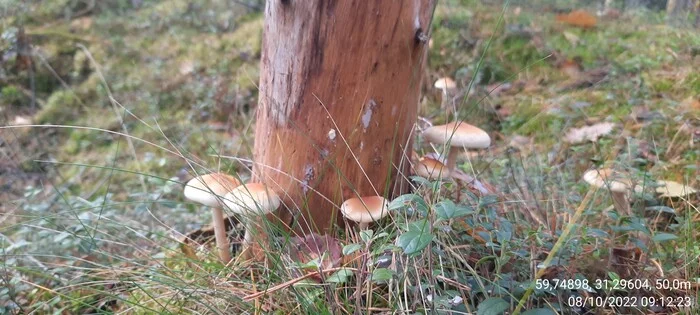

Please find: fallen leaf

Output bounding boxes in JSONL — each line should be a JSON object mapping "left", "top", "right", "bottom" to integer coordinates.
{"left": 562, "top": 31, "right": 580, "bottom": 45}
{"left": 508, "top": 134, "right": 532, "bottom": 151}
{"left": 485, "top": 82, "right": 513, "bottom": 96}
{"left": 287, "top": 233, "right": 343, "bottom": 281}
{"left": 560, "top": 59, "right": 583, "bottom": 78}
{"left": 179, "top": 59, "right": 195, "bottom": 75}
{"left": 655, "top": 180, "right": 697, "bottom": 198}
{"left": 600, "top": 8, "right": 621, "bottom": 20}
{"left": 556, "top": 10, "right": 597, "bottom": 28}
{"left": 679, "top": 96, "right": 700, "bottom": 113}
{"left": 564, "top": 122, "right": 615, "bottom": 144}
{"left": 557, "top": 66, "right": 610, "bottom": 91}
{"left": 12, "top": 116, "right": 32, "bottom": 125}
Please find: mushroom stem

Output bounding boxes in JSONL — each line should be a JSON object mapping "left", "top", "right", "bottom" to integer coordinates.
{"left": 358, "top": 222, "right": 369, "bottom": 230}
{"left": 212, "top": 207, "right": 232, "bottom": 263}
{"left": 440, "top": 90, "right": 449, "bottom": 110}
{"left": 240, "top": 216, "right": 269, "bottom": 261}
{"left": 445, "top": 149, "right": 460, "bottom": 172}
{"left": 610, "top": 191, "right": 631, "bottom": 216}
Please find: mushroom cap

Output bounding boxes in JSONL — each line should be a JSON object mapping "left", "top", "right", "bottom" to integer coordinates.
{"left": 582, "top": 168, "right": 631, "bottom": 192}
{"left": 184, "top": 173, "right": 240, "bottom": 208}
{"left": 414, "top": 157, "right": 450, "bottom": 180}
{"left": 223, "top": 183, "right": 281, "bottom": 216}
{"left": 434, "top": 77, "right": 457, "bottom": 90}
{"left": 340, "top": 196, "right": 389, "bottom": 224}
{"left": 423, "top": 121, "right": 491, "bottom": 148}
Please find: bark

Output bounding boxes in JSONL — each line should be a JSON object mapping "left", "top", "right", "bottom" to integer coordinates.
{"left": 667, "top": 0, "right": 694, "bottom": 25}
{"left": 253, "top": 0, "right": 436, "bottom": 235}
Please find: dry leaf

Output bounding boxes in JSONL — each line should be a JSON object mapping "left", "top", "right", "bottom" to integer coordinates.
{"left": 655, "top": 180, "right": 697, "bottom": 197}
{"left": 560, "top": 59, "right": 583, "bottom": 79}
{"left": 562, "top": 31, "right": 580, "bottom": 45}
{"left": 12, "top": 116, "right": 32, "bottom": 125}
{"left": 564, "top": 122, "right": 615, "bottom": 144}
{"left": 679, "top": 96, "right": 700, "bottom": 113}
{"left": 509, "top": 134, "right": 532, "bottom": 151}
{"left": 287, "top": 233, "right": 343, "bottom": 281}
{"left": 556, "top": 10, "right": 598, "bottom": 28}
{"left": 485, "top": 82, "right": 514, "bottom": 96}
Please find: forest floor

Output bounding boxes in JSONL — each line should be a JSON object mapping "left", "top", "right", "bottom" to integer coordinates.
{"left": 1, "top": 0, "right": 698, "bottom": 314}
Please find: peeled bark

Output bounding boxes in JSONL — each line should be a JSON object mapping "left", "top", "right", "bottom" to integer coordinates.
{"left": 253, "top": 1, "right": 436, "bottom": 235}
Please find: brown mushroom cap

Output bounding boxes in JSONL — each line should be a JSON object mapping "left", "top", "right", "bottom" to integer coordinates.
{"left": 582, "top": 168, "right": 631, "bottom": 192}
{"left": 223, "top": 183, "right": 281, "bottom": 215}
{"left": 423, "top": 121, "right": 491, "bottom": 149}
{"left": 184, "top": 173, "right": 240, "bottom": 207}
{"left": 340, "top": 196, "right": 389, "bottom": 224}
{"left": 414, "top": 157, "right": 450, "bottom": 180}
{"left": 434, "top": 77, "right": 457, "bottom": 91}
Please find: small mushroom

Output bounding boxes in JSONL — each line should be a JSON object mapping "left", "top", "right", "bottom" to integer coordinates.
{"left": 340, "top": 196, "right": 390, "bottom": 230}
{"left": 422, "top": 121, "right": 491, "bottom": 172}
{"left": 413, "top": 156, "right": 450, "bottom": 180}
{"left": 583, "top": 168, "right": 632, "bottom": 216}
{"left": 184, "top": 173, "right": 240, "bottom": 263}
{"left": 434, "top": 77, "right": 457, "bottom": 109}
{"left": 223, "top": 183, "right": 281, "bottom": 260}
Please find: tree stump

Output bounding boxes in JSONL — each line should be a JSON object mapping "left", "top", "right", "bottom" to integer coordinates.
{"left": 253, "top": 0, "right": 436, "bottom": 235}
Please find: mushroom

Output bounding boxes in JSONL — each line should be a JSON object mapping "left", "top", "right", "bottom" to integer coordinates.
{"left": 223, "top": 183, "right": 281, "bottom": 260}
{"left": 184, "top": 173, "right": 240, "bottom": 263}
{"left": 422, "top": 121, "right": 491, "bottom": 173}
{"left": 340, "top": 196, "right": 390, "bottom": 230}
{"left": 583, "top": 168, "right": 632, "bottom": 216}
{"left": 434, "top": 77, "right": 457, "bottom": 109}
{"left": 413, "top": 156, "right": 450, "bottom": 180}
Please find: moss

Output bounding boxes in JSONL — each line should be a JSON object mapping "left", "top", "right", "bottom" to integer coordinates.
{"left": 499, "top": 35, "right": 545, "bottom": 70}
{"left": 685, "top": 72, "right": 700, "bottom": 94}
{"left": 221, "top": 17, "right": 263, "bottom": 56}
{"left": 35, "top": 90, "right": 81, "bottom": 124}
{"left": 1, "top": 86, "right": 27, "bottom": 107}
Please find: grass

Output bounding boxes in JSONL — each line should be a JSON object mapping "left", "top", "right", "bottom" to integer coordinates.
{"left": 1, "top": 0, "right": 699, "bottom": 314}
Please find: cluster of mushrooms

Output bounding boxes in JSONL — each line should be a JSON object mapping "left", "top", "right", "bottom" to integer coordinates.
{"left": 413, "top": 121, "right": 491, "bottom": 182}
{"left": 182, "top": 116, "right": 683, "bottom": 264}
{"left": 182, "top": 119, "right": 492, "bottom": 264}
{"left": 182, "top": 174, "right": 395, "bottom": 263}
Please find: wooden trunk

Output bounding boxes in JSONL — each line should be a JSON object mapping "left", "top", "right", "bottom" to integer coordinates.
{"left": 253, "top": 0, "right": 435, "bottom": 235}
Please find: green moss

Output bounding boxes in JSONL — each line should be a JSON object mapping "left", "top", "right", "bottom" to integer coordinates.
{"left": 499, "top": 35, "right": 544, "bottom": 70}
{"left": 1, "top": 86, "right": 27, "bottom": 106}
{"left": 221, "top": 17, "right": 263, "bottom": 56}
{"left": 35, "top": 90, "right": 82, "bottom": 124}
{"left": 686, "top": 72, "right": 700, "bottom": 94}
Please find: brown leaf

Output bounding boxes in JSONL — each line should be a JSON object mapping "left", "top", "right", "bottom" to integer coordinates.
{"left": 287, "top": 233, "right": 343, "bottom": 281}
{"left": 655, "top": 180, "right": 698, "bottom": 198}
{"left": 679, "top": 96, "right": 700, "bottom": 113}
{"left": 564, "top": 122, "right": 615, "bottom": 144}
{"left": 555, "top": 10, "right": 598, "bottom": 28}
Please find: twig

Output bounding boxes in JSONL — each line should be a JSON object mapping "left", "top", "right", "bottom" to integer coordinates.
{"left": 241, "top": 267, "right": 357, "bottom": 301}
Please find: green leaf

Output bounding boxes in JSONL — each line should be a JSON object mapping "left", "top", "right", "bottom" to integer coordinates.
{"left": 342, "top": 244, "right": 362, "bottom": 256}
{"left": 434, "top": 200, "right": 474, "bottom": 220}
{"left": 389, "top": 194, "right": 428, "bottom": 215}
{"left": 522, "top": 308, "right": 556, "bottom": 315}
{"left": 370, "top": 268, "right": 393, "bottom": 282}
{"left": 652, "top": 233, "right": 677, "bottom": 242}
{"left": 374, "top": 232, "right": 389, "bottom": 239}
{"left": 360, "top": 229, "right": 374, "bottom": 243}
{"left": 477, "top": 297, "right": 509, "bottom": 315}
{"left": 409, "top": 176, "right": 432, "bottom": 186}
{"left": 396, "top": 219, "right": 433, "bottom": 256}
{"left": 645, "top": 206, "right": 675, "bottom": 214}
{"left": 326, "top": 269, "right": 354, "bottom": 283}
